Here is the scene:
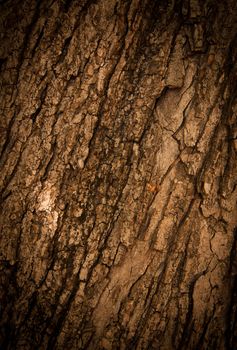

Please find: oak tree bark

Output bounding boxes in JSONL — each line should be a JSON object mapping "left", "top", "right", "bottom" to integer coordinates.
{"left": 0, "top": 0, "right": 237, "bottom": 349}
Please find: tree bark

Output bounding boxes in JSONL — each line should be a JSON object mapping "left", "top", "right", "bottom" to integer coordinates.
{"left": 0, "top": 0, "right": 237, "bottom": 349}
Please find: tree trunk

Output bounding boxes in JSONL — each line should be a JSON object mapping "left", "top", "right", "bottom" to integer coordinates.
{"left": 0, "top": 0, "right": 237, "bottom": 349}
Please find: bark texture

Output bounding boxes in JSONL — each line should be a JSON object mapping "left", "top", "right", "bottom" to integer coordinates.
{"left": 0, "top": 0, "right": 237, "bottom": 349}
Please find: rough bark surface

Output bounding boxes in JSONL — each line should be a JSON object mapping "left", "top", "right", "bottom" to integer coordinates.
{"left": 0, "top": 0, "right": 237, "bottom": 349}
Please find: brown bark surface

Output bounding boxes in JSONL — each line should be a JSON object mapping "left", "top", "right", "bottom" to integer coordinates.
{"left": 0, "top": 0, "right": 237, "bottom": 349}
